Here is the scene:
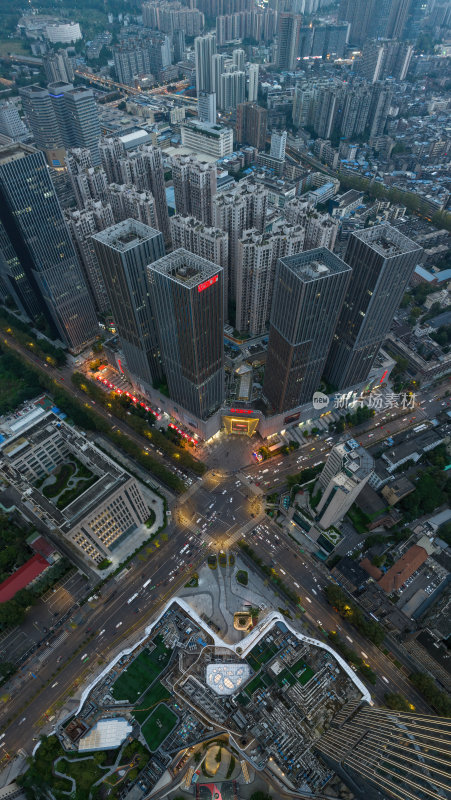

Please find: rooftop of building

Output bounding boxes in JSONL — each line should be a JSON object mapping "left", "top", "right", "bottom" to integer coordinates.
{"left": 171, "top": 214, "right": 227, "bottom": 238}
{"left": 336, "top": 189, "right": 364, "bottom": 206}
{"left": 119, "top": 129, "right": 151, "bottom": 149}
{"left": 353, "top": 223, "right": 422, "bottom": 257}
{"left": 0, "top": 553, "right": 49, "bottom": 603}
{"left": 333, "top": 556, "right": 370, "bottom": 588}
{"left": 378, "top": 544, "right": 428, "bottom": 593}
{"left": 0, "top": 407, "right": 138, "bottom": 533}
{"left": 280, "top": 247, "right": 351, "bottom": 283}
{"left": 147, "top": 248, "right": 220, "bottom": 288}
{"left": 359, "top": 557, "right": 383, "bottom": 581}
{"left": 78, "top": 718, "right": 133, "bottom": 752}
{"left": 92, "top": 218, "right": 161, "bottom": 251}
{"left": 0, "top": 141, "right": 37, "bottom": 166}
{"left": 381, "top": 428, "right": 443, "bottom": 466}
{"left": 182, "top": 119, "right": 231, "bottom": 137}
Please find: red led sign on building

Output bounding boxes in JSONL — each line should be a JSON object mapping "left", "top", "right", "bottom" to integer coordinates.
{"left": 198, "top": 274, "right": 218, "bottom": 292}
{"left": 380, "top": 369, "right": 388, "bottom": 384}
{"left": 230, "top": 408, "right": 253, "bottom": 414}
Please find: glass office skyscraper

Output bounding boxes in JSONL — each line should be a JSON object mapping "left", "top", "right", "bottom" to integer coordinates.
{"left": 92, "top": 219, "right": 166, "bottom": 388}
{"left": 147, "top": 249, "right": 224, "bottom": 419}
{"left": 263, "top": 248, "right": 351, "bottom": 413}
{"left": 324, "top": 225, "right": 422, "bottom": 390}
{"left": 0, "top": 143, "right": 98, "bottom": 351}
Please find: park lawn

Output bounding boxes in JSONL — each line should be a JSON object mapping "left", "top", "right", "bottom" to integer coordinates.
{"left": 112, "top": 638, "right": 172, "bottom": 701}
{"left": 248, "top": 641, "right": 278, "bottom": 667}
{"left": 236, "top": 692, "right": 250, "bottom": 706}
{"left": 132, "top": 681, "right": 171, "bottom": 723}
{"left": 59, "top": 757, "right": 106, "bottom": 794}
{"left": 276, "top": 668, "right": 297, "bottom": 688}
{"left": 141, "top": 704, "right": 177, "bottom": 751}
{"left": 0, "top": 39, "right": 30, "bottom": 56}
{"left": 298, "top": 665, "right": 315, "bottom": 685}
{"left": 244, "top": 675, "right": 265, "bottom": 697}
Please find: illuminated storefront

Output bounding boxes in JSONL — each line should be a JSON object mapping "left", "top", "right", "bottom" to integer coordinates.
{"left": 222, "top": 409, "right": 259, "bottom": 436}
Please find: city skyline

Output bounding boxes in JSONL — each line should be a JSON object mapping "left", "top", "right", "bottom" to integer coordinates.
{"left": 0, "top": 1, "right": 449, "bottom": 798}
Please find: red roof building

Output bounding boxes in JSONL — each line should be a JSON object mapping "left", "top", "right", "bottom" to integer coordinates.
{"left": 0, "top": 554, "right": 49, "bottom": 603}
{"left": 29, "top": 536, "right": 55, "bottom": 560}
{"left": 378, "top": 545, "right": 428, "bottom": 594}
{"left": 359, "top": 558, "right": 383, "bottom": 581}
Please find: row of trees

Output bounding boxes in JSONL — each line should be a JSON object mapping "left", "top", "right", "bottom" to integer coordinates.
{"left": 0, "top": 307, "right": 66, "bottom": 366}
{"left": 286, "top": 463, "right": 324, "bottom": 491}
{"left": 409, "top": 672, "right": 451, "bottom": 717}
{"left": 328, "top": 631, "right": 377, "bottom": 685}
{"left": 330, "top": 405, "right": 375, "bottom": 434}
{"left": 71, "top": 372, "right": 206, "bottom": 477}
{"left": 325, "top": 584, "right": 385, "bottom": 646}
{"left": 0, "top": 512, "right": 32, "bottom": 583}
{"left": 239, "top": 541, "right": 299, "bottom": 605}
{"left": 0, "top": 558, "right": 71, "bottom": 630}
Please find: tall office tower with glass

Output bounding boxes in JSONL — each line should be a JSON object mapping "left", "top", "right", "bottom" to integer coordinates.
{"left": 92, "top": 219, "right": 165, "bottom": 388}
{"left": 316, "top": 704, "right": 450, "bottom": 800}
{"left": 0, "top": 143, "right": 98, "bottom": 351}
{"left": 324, "top": 225, "right": 422, "bottom": 390}
{"left": 263, "top": 249, "right": 351, "bottom": 413}
{"left": 147, "top": 249, "right": 224, "bottom": 420}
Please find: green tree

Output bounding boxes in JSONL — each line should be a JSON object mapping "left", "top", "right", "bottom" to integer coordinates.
{"left": 437, "top": 520, "right": 451, "bottom": 546}
{"left": 409, "top": 672, "right": 451, "bottom": 716}
{"left": 384, "top": 693, "right": 411, "bottom": 712}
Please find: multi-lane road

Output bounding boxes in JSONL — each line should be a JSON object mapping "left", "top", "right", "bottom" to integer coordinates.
{"left": 244, "top": 382, "right": 449, "bottom": 493}
{"left": 245, "top": 519, "right": 431, "bottom": 712}
{"left": 0, "top": 338, "right": 448, "bottom": 771}
{"left": 0, "top": 518, "right": 203, "bottom": 763}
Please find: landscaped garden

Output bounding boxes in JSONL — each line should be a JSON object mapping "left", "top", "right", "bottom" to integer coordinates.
{"left": 236, "top": 569, "right": 248, "bottom": 586}
{"left": 40, "top": 457, "right": 98, "bottom": 510}
{"left": 58, "top": 754, "right": 108, "bottom": 795}
{"left": 16, "top": 734, "right": 152, "bottom": 799}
